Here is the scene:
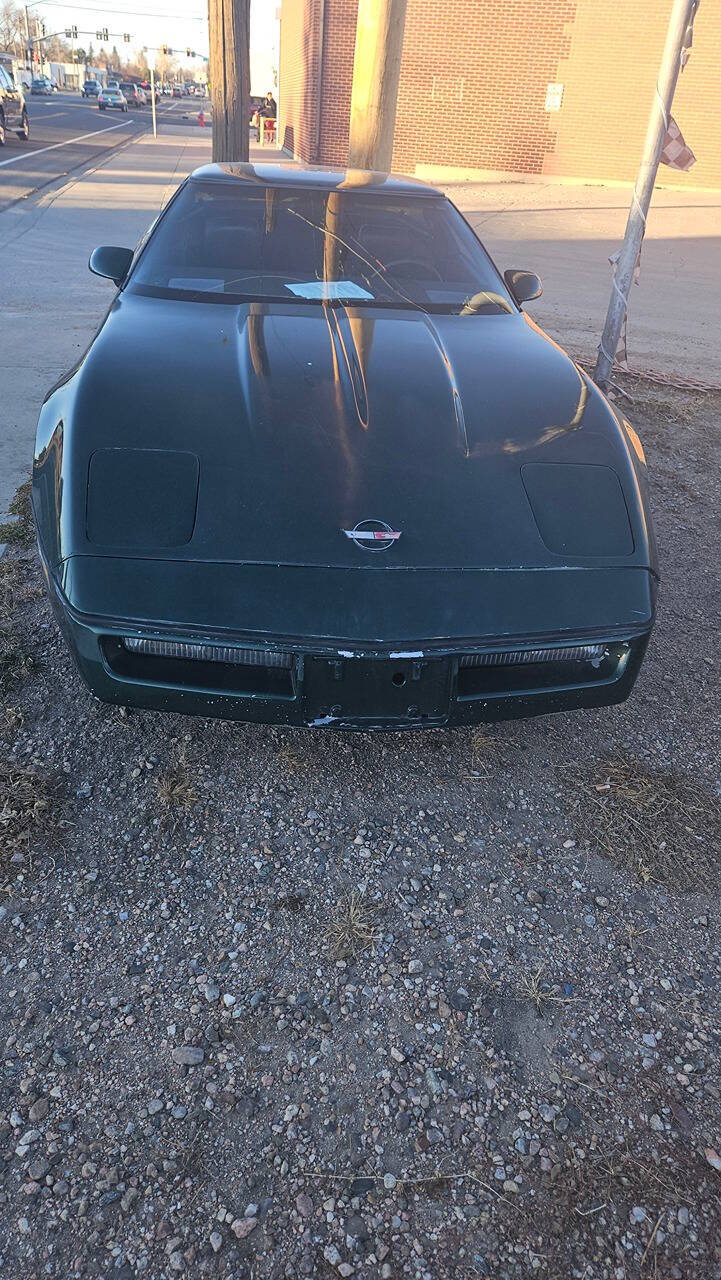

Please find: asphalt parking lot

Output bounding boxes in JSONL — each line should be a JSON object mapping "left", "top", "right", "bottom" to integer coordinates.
{"left": 1, "top": 379, "right": 720, "bottom": 1278}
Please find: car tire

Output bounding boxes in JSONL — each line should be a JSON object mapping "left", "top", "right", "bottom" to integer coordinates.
{"left": 0, "top": 112, "right": 5, "bottom": 147}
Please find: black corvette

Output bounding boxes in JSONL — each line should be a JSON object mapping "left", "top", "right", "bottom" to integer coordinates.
{"left": 32, "top": 162, "right": 657, "bottom": 730}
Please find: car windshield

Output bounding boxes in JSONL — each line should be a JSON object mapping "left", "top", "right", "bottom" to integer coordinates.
{"left": 130, "top": 181, "right": 515, "bottom": 315}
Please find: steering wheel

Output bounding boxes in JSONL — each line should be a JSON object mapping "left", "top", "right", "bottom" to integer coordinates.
{"left": 383, "top": 258, "right": 444, "bottom": 281}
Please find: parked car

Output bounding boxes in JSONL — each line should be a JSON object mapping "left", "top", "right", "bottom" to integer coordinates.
{"left": 97, "top": 88, "right": 127, "bottom": 112}
{"left": 171, "top": 84, "right": 183, "bottom": 98}
{"left": 31, "top": 76, "right": 53, "bottom": 95}
{"left": 82, "top": 80, "right": 100, "bottom": 98}
{"left": 0, "top": 65, "right": 29, "bottom": 144}
{"left": 32, "top": 163, "right": 658, "bottom": 730}
{"left": 106, "top": 79, "right": 120, "bottom": 91}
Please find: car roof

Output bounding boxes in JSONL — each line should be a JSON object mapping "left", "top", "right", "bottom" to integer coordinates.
{"left": 189, "top": 162, "right": 444, "bottom": 198}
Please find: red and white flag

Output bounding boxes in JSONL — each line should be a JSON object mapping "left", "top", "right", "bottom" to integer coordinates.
{"left": 660, "top": 116, "right": 696, "bottom": 171}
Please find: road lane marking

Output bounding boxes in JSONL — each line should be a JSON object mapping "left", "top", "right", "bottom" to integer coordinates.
{"left": 0, "top": 119, "right": 135, "bottom": 168}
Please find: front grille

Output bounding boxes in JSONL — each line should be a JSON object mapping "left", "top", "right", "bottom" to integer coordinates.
{"left": 123, "top": 637, "right": 293, "bottom": 668}
{"left": 103, "top": 636, "right": 296, "bottom": 699}
{"left": 457, "top": 642, "right": 628, "bottom": 699}
{"left": 460, "top": 644, "right": 606, "bottom": 668}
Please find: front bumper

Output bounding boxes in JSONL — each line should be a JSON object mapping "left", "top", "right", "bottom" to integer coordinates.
{"left": 42, "top": 554, "right": 655, "bottom": 730}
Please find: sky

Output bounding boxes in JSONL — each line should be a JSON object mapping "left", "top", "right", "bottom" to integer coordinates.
{"left": 30, "top": 0, "right": 279, "bottom": 91}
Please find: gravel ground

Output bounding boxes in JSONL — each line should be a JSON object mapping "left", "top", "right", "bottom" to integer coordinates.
{"left": 1, "top": 382, "right": 720, "bottom": 1280}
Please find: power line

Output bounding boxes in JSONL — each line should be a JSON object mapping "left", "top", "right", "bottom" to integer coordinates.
{"left": 35, "top": 1, "right": 206, "bottom": 20}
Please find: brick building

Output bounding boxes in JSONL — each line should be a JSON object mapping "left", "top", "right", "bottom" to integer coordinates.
{"left": 278, "top": 0, "right": 721, "bottom": 188}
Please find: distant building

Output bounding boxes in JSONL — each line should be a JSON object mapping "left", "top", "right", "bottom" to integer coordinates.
{"left": 278, "top": 0, "right": 721, "bottom": 188}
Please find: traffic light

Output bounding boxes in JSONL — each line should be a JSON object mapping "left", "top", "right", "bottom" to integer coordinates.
{"left": 123, "top": 32, "right": 131, "bottom": 43}
{"left": 65, "top": 27, "right": 72, "bottom": 38}
{"left": 186, "top": 47, "right": 191, "bottom": 57}
{"left": 72, "top": 25, "right": 78, "bottom": 39}
{"left": 162, "top": 44, "right": 168, "bottom": 55}
{"left": 102, "top": 27, "right": 109, "bottom": 42}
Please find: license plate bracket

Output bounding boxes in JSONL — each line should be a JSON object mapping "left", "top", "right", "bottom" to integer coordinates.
{"left": 303, "top": 656, "right": 451, "bottom": 723}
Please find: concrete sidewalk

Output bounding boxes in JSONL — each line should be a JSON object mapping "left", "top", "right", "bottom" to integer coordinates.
{"left": 448, "top": 177, "right": 721, "bottom": 388}
{"left": 1, "top": 125, "right": 212, "bottom": 517}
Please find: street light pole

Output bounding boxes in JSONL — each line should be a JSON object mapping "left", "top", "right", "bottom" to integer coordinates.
{"left": 150, "top": 64, "right": 157, "bottom": 137}
{"left": 207, "top": 0, "right": 250, "bottom": 163}
{"left": 348, "top": 0, "right": 407, "bottom": 171}
{"left": 594, "top": 0, "right": 698, "bottom": 389}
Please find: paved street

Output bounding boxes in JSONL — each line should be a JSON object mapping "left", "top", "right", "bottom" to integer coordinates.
{"left": 0, "top": 91, "right": 201, "bottom": 211}
{"left": 0, "top": 92, "right": 143, "bottom": 209}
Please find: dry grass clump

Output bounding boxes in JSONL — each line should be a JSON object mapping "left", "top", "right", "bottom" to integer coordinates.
{"left": 154, "top": 753, "right": 199, "bottom": 811}
{"left": 0, "top": 480, "right": 35, "bottom": 549}
{"left": 0, "top": 552, "right": 37, "bottom": 693}
{"left": 543, "top": 1131, "right": 711, "bottom": 1273}
{"left": 0, "top": 762, "right": 64, "bottom": 865}
{"left": 327, "top": 890, "right": 379, "bottom": 958}
{"left": 0, "top": 631, "right": 34, "bottom": 693}
{"left": 567, "top": 758, "right": 720, "bottom": 890}
{"left": 460, "top": 729, "right": 520, "bottom": 782}
{"left": 2, "top": 707, "right": 24, "bottom": 732}
{"left": 514, "top": 964, "right": 578, "bottom": 1016}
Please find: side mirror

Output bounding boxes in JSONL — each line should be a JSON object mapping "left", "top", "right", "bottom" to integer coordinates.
{"left": 89, "top": 245, "right": 134, "bottom": 286}
{"left": 504, "top": 268, "right": 542, "bottom": 307}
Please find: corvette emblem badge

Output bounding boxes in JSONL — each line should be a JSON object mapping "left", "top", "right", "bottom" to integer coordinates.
{"left": 343, "top": 520, "right": 402, "bottom": 552}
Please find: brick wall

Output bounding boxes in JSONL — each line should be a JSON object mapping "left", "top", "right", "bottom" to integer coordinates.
{"left": 546, "top": 0, "right": 721, "bottom": 187}
{"left": 279, "top": 0, "right": 721, "bottom": 188}
{"left": 394, "top": 0, "right": 575, "bottom": 175}
{"left": 319, "top": 0, "right": 358, "bottom": 165}
{"left": 278, "top": 0, "right": 323, "bottom": 162}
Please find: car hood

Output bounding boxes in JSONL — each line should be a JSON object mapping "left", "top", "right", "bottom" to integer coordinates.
{"left": 39, "top": 294, "right": 652, "bottom": 572}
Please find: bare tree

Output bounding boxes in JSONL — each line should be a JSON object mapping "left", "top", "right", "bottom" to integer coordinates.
{"left": 0, "top": 0, "right": 25, "bottom": 56}
{"left": 207, "top": 0, "right": 250, "bottom": 163}
{"left": 155, "top": 50, "right": 179, "bottom": 84}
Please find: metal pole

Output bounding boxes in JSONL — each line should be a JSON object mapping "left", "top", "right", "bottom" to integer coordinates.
{"left": 150, "top": 64, "right": 157, "bottom": 137}
{"left": 594, "top": 0, "right": 697, "bottom": 389}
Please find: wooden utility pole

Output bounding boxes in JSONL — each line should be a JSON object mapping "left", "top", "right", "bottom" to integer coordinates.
{"left": 594, "top": 0, "right": 698, "bottom": 389}
{"left": 348, "top": 0, "right": 407, "bottom": 171}
{"left": 207, "top": 0, "right": 250, "bottom": 163}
